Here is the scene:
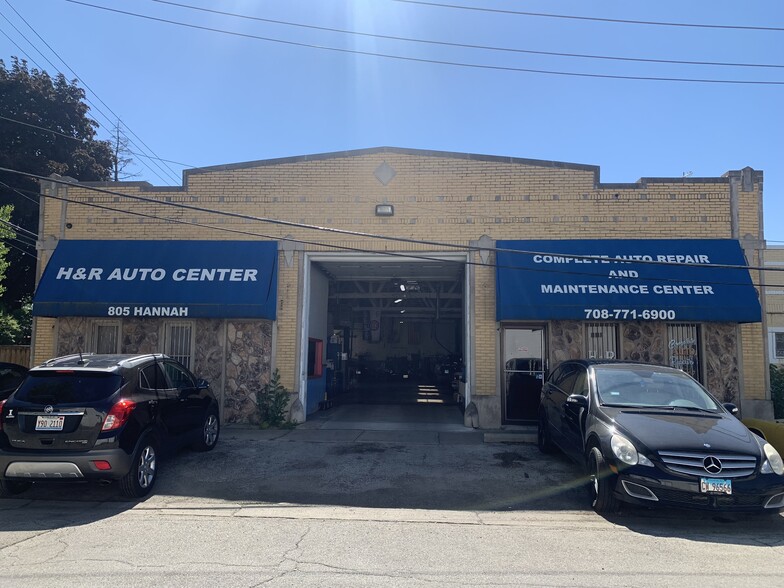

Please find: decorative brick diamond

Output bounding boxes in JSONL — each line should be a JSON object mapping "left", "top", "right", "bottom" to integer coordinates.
{"left": 374, "top": 161, "right": 396, "bottom": 186}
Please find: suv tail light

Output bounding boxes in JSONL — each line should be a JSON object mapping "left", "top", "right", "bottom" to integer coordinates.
{"left": 102, "top": 399, "right": 136, "bottom": 431}
{"left": 0, "top": 399, "right": 5, "bottom": 431}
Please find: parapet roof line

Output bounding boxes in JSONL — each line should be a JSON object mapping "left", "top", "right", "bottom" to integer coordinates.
{"left": 70, "top": 146, "right": 757, "bottom": 192}
{"left": 184, "top": 146, "right": 601, "bottom": 177}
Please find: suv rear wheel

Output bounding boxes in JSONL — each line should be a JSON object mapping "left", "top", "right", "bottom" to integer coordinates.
{"left": 120, "top": 437, "right": 158, "bottom": 499}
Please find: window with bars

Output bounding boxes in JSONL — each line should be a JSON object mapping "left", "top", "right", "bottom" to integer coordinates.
{"left": 667, "top": 323, "right": 701, "bottom": 381}
{"left": 92, "top": 321, "right": 120, "bottom": 354}
{"left": 164, "top": 322, "right": 194, "bottom": 369}
{"left": 586, "top": 323, "right": 618, "bottom": 360}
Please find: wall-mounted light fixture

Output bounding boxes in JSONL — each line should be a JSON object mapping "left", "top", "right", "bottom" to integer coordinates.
{"left": 375, "top": 204, "right": 394, "bottom": 217}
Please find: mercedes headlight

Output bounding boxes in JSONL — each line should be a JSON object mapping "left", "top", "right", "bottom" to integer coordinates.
{"left": 610, "top": 434, "right": 653, "bottom": 467}
{"left": 761, "top": 443, "right": 784, "bottom": 475}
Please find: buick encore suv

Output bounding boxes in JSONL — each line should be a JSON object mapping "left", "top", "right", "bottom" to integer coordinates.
{"left": 0, "top": 353, "right": 220, "bottom": 499}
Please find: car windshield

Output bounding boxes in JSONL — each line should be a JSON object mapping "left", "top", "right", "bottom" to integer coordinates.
{"left": 594, "top": 366, "right": 720, "bottom": 411}
{"left": 14, "top": 371, "right": 123, "bottom": 404}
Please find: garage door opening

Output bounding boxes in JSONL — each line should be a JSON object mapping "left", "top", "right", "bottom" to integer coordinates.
{"left": 300, "top": 253, "right": 469, "bottom": 423}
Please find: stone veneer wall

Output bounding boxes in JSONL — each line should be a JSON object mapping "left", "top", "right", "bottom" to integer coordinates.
{"left": 622, "top": 322, "right": 667, "bottom": 365}
{"left": 549, "top": 321, "right": 583, "bottom": 365}
{"left": 223, "top": 320, "right": 274, "bottom": 424}
{"left": 703, "top": 323, "right": 740, "bottom": 403}
{"left": 56, "top": 317, "right": 89, "bottom": 355}
{"left": 545, "top": 320, "right": 740, "bottom": 402}
{"left": 121, "top": 320, "right": 160, "bottom": 354}
{"left": 54, "top": 317, "right": 274, "bottom": 424}
{"left": 193, "top": 320, "right": 225, "bottom": 409}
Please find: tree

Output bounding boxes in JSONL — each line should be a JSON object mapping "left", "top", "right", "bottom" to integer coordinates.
{"left": 111, "top": 120, "right": 139, "bottom": 182}
{"left": 0, "top": 205, "right": 12, "bottom": 300}
{"left": 0, "top": 57, "right": 114, "bottom": 315}
{"left": 0, "top": 204, "right": 22, "bottom": 345}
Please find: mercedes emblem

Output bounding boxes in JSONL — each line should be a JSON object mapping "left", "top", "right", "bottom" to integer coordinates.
{"left": 703, "top": 456, "right": 722, "bottom": 475}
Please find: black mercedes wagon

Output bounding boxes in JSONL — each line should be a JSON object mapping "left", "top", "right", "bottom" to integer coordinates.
{"left": 0, "top": 353, "right": 220, "bottom": 499}
{"left": 538, "top": 360, "right": 784, "bottom": 514}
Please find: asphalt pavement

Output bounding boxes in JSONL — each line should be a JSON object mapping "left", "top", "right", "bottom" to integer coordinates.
{"left": 2, "top": 416, "right": 784, "bottom": 587}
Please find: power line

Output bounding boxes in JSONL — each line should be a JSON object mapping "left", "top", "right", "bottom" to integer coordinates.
{"left": 0, "top": 114, "right": 194, "bottom": 167}
{"left": 393, "top": 0, "right": 784, "bottom": 33}
{"left": 2, "top": 165, "right": 779, "bottom": 278}
{"left": 0, "top": 215, "right": 37, "bottom": 239}
{"left": 2, "top": 0, "right": 182, "bottom": 184}
{"left": 10, "top": 180, "right": 774, "bottom": 289}
{"left": 1, "top": 229, "right": 36, "bottom": 247}
{"left": 153, "top": 0, "right": 784, "bottom": 70}
{"left": 0, "top": 21, "right": 42, "bottom": 67}
{"left": 64, "top": 1, "right": 784, "bottom": 86}
{"left": 0, "top": 179, "right": 40, "bottom": 208}
{"left": 1, "top": 236, "right": 37, "bottom": 259}
{"left": 0, "top": 114, "right": 93, "bottom": 143}
{"left": 3, "top": 0, "right": 181, "bottom": 183}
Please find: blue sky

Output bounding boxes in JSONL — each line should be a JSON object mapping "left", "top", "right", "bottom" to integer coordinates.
{"left": 2, "top": 0, "right": 783, "bottom": 241}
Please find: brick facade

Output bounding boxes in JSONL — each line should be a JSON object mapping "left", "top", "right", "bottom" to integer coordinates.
{"left": 31, "top": 148, "right": 770, "bottom": 424}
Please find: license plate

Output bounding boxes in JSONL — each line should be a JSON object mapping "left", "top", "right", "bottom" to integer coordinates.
{"left": 35, "top": 415, "right": 65, "bottom": 431}
{"left": 700, "top": 478, "right": 732, "bottom": 495}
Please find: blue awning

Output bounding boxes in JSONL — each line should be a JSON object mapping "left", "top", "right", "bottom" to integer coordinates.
{"left": 33, "top": 240, "right": 278, "bottom": 319}
{"left": 496, "top": 239, "right": 761, "bottom": 323}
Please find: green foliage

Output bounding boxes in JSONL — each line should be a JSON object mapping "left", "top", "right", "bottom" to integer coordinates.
{"left": 14, "top": 297, "right": 32, "bottom": 345}
{"left": 0, "top": 57, "right": 114, "bottom": 309}
{"left": 256, "top": 369, "right": 293, "bottom": 429}
{"left": 0, "top": 308, "right": 20, "bottom": 345}
{"left": 0, "top": 204, "right": 31, "bottom": 345}
{"left": 771, "top": 364, "right": 784, "bottom": 420}
{"left": 0, "top": 297, "right": 33, "bottom": 345}
{"left": 0, "top": 205, "right": 12, "bottom": 299}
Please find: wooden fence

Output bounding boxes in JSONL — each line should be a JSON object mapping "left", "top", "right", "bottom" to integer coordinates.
{"left": 0, "top": 345, "right": 31, "bottom": 367}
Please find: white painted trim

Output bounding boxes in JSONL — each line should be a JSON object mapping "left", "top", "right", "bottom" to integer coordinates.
{"left": 299, "top": 254, "right": 312, "bottom": 417}
{"left": 464, "top": 254, "right": 472, "bottom": 407}
{"left": 304, "top": 250, "right": 471, "bottom": 410}
{"left": 303, "top": 252, "right": 468, "bottom": 264}
{"left": 769, "top": 329, "right": 784, "bottom": 362}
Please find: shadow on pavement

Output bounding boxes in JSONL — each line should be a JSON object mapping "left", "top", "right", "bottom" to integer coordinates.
{"left": 2, "top": 426, "right": 782, "bottom": 546}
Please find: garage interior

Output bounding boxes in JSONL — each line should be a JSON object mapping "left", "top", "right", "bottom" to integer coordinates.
{"left": 311, "top": 256, "right": 466, "bottom": 417}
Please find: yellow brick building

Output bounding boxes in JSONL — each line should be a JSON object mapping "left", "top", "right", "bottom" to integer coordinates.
{"left": 764, "top": 246, "right": 784, "bottom": 367}
{"left": 30, "top": 148, "right": 772, "bottom": 426}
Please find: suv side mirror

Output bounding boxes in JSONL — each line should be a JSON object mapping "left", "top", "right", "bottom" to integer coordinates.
{"left": 723, "top": 403, "right": 739, "bottom": 417}
{"left": 196, "top": 379, "right": 210, "bottom": 390}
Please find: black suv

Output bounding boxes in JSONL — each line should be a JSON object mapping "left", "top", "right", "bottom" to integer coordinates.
{"left": 0, "top": 354, "right": 220, "bottom": 499}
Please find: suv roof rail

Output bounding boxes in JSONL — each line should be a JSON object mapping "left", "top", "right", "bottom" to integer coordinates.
{"left": 116, "top": 353, "right": 168, "bottom": 368}
{"left": 39, "top": 353, "right": 96, "bottom": 367}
